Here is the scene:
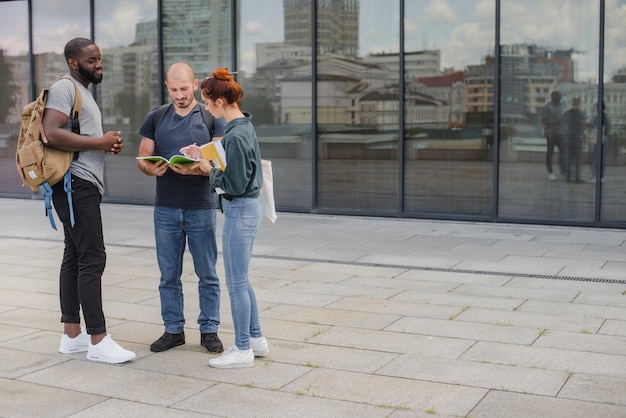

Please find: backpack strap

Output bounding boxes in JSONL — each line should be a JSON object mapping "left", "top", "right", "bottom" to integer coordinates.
{"left": 38, "top": 171, "right": 74, "bottom": 230}
{"left": 39, "top": 181, "right": 57, "bottom": 230}
{"left": 55, "top": 77, "right": 81, "bottom": 229}
{"left": 151, "top": 104, "right": 171, "bottom": 136}
{"left": 61, "top": 77, "right": 82, "bottom": 161}
{"left": 199, "top": 106, "right": 215, "bottom": 136}
{"left": 152, "top": 103, "right": 215, "bottom": 136}
{"left": 63, "top": 171, "right": 75, "bottom": 227}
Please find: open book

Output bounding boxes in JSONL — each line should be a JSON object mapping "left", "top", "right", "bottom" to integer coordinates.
{"left": 135, "top": 155, "right": 200, "bottom": 166}
{"left": 200, "top": 141, "right": 227, "bottom": 171}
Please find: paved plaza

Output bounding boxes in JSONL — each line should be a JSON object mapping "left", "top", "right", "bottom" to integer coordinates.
{"left": 0, "top": 197, "right": 625, "bottom": 417}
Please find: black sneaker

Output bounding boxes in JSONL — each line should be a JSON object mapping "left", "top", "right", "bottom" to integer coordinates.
{"left": 201, "top": 332, "right": 224, "bottom": 353}
{"left": 150, "top": 331, "right": 185, "bottom": 352}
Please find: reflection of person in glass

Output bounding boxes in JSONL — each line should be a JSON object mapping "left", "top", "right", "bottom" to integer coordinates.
{"left": 541, "top": 91, "right": 564, "bottom": 181}
{"left": 562, "top": 97, "right": 587, "bottom": 183}
{"left": 588, "top": 101, "right": 611, "bottom": 181}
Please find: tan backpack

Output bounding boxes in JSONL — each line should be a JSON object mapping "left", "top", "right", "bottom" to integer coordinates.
{"left": 15, "top": 78, "right": 82, "bottom": 230}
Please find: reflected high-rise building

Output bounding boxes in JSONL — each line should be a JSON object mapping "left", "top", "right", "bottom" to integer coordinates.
{"left": 285, "top": 0, "right": 359, "bottom": 57}
{"left": 162, "top": 0, "right": 231, "bottom": 73}
{"left": 500, "top": 44, "right": 575, "bottom": 123}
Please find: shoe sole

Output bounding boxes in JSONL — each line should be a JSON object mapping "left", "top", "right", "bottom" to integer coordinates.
{"left": 252, "top": 349, "right": 268, "bottom": 357}
{"left": 59, "top": 347, "right": 88, "bottom": 354}
{"left": 86, "top": 353, "right": 136, "bottom": 364}
{"left": 201, "top": 344, "right": 224, "bottom": 353}
{"left": 150, "top": 340, "right": 185, "bottom": 352}
{"left": 209, "top": 361, "right": 254, "bottom": 369}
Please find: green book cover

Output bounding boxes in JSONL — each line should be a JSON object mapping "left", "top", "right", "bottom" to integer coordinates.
{"left": 136, "top": 155, "right": 200, "bottom": 166}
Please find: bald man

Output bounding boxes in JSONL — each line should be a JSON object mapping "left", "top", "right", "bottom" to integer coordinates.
{"left": 138, "top": 62, "right": 226, "bottom": 353}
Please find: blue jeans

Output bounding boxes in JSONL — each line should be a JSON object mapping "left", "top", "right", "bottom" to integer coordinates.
{"left": 52, "top": 175, "right": 107, "bottom": 335}
{"left": 154, "top": 206, "right": 220, "bottom": 334}
{"left": 221, "top": 197, "right": 263, "bottom": 350}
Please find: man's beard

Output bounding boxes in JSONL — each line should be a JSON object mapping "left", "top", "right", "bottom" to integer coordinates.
{"left": 78, "top": 63, "right": 103, "bottom": 85}
{"left": 175, "top": 96, "right": 194, "bottom": 109}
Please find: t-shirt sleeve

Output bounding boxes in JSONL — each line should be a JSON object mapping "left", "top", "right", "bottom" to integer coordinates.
{"left": 138, "top": 108, "right": 158, "bottom": 140}
{"left": 45, "top": 78, "right": 76, "bottom": 117}
{"left": 212, "top": 117, "right": 226, "bottom": 137}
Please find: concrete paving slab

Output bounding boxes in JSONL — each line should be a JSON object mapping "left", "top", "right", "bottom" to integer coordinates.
{"left": 360, "top": 253, "right": 465, "bottom": 269}
{"left": 600, "top": 319, "right": 626, "bottom": 337}
{"left": 258, "top": 304, "right": 401, "bottom": 330}
{"left": 176, "top": 382, "right": 391, "bottom": 417}
{"left": 518, "top": 299, "right": 626, "bottom": 321}
{"left": 469, "top": 389, "right": 626, "bottom": 418}
{"left": 573, "top": 290, "right": 626, "bottom": 307}
{"left": 243, "top": 316, "right": 333, "bottom": 344}
{"left": 391, "top": 289, "right": 526, "bottom": 310}
{"left": 0, "top": 307, "right": 61, "bottom": 332}
{"left": 0, "top": 378, "right": 106, "bottom": 418}
{"left": 455, "top": 306, "right": 605, "bottom": 333}
{"left": 558, "top": 261, "right": 626, "bottom": 280}
{"left": 0, "top": 275, "right": 57, "bottom": 294}
{"left": 325, "top": 296, "right": 461, "bottom": 320}
{"left": 254, "top": 287, "right": 343, "bottom": 308}
{"left": 451, "top": 283, "right": 580, "bottom": 302}
{"left": 533, "top": 329, "right": 626, "bottom": 355}
{"left": 395, "top": 269, "right": 513, "bottom": 286}
{"left": 259, "top": 339, "right": 400, "bottom": 374}
{"left": 559, "top": 373, "right": 626, "bottom": 406}
{"left": 0, "top": 323, "right": 40, "bottom": 343}
{"left": 0, "top": 347, "right": 67, "bottom": 379}
{"left": 377, "top": 353, "right": 569, "bottom": 396}
{"left": 20, "top": 360, "right": 215, "bottom": 407}
{"left": 340, "top": 275, "right": 465, "bottom": 294}
{"left": 308, "top": 326, "right": 474, "bottom": 358}
{"left": 68, "top": 399, "right": 209, "bottom": 418}
{"left": 462, "top": 341, "right": 626, "bottom": 379}
{"left": 386, "top": 316, "right": 541, "bottom": 344}
{"left": 280, "top": 368, "right": 488, "bottom": 417}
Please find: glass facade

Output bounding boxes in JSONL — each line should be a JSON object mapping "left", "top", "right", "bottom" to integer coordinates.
{"left": 0, "top": 0, "right": 624, "bottom": 228}
{"left": 404, "top": 1, "right": 494, "bottom": 216}
{"left": 498, "top": 0, "right": 600, "bottom": 222}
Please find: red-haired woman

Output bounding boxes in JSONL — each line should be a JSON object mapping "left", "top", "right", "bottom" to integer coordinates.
{"left": 187, "top": 68, "right": 268, "bottom": 368}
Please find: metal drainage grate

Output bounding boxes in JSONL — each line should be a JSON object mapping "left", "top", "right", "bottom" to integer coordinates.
{"left": 9, "top": 236, "right": 625, "bottom": 286}
{"left": 255, "top": 254, "right": 626, "bottom": 285}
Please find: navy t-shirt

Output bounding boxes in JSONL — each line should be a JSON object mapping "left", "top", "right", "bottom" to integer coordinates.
{"left": 139, "top": 103, "right": 226, "bottom": 209}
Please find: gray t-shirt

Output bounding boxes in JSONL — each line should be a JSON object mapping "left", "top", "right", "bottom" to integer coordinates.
{"left": 45, "top": 75, "right": 105, "bottom": 195}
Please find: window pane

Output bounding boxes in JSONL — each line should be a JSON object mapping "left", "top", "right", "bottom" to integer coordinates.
{"left": 32, "top": 0, "right": 90, "bottom": 93}
{"left": 317, "top": 0, "right": 399, "bottom": 213}
{"left": 600, "top": 0, "right": 626, "bottom": 222}
{"left": 499, "top": 0, "right": 599, "bottom": 222}
{"left": 404, "top": 0, "right": 494, "bottom": 215}
{"left": 240, "top": 0, "right": 313, "bottom": 210}
{"left": 0, "top": 0, "right": 29, "bottom": 195}
{"left": 95, "top": 0, "right": 158, "bottom": 202}
{"left": 162, "top": 0, "right": 231, "bottom": 77}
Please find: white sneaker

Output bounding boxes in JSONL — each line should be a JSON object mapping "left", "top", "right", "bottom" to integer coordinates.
{"left": 86, "top": 335, "right": 136, "bottom": 364}
{"left": 209, "top": 346, "right": 254, "bottom": 369}
{"left": 59, "top": 328, "right": 90, "bottom": 354}
{"left": 548, "top": 173, "right": 557, "bottom": 181}
{"left": 250, "top": 336, "right": 269, "bottom": 357}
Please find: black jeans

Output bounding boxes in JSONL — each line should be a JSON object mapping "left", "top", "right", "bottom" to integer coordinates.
{"left": 546, "top": 132, "right": 564, "bottom": 174}
{"left": 52, "top": 175, "right": 107, "bottom": 335}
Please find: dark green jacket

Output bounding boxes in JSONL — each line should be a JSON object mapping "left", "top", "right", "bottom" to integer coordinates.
{"left": 209, "top": 113, "right": 262, "bottom": 198}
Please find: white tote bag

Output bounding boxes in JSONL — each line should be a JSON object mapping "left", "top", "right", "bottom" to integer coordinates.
{"left": 260, "top": 159, "right": 277, "bottom": 224}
